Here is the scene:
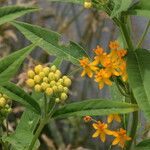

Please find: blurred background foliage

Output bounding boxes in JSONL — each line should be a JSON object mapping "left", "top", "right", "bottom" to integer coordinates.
{"left": 0, "top": 0, "right": 150, "bottom": 149}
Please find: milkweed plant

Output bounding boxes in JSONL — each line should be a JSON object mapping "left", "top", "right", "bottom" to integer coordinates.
{"left": 0, "top": 0, "right": 150, "bottom": 150}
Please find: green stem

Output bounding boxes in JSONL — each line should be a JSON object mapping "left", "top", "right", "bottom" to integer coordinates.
{"left": 137, "top": 20, "right": 150, "bottom": 49}
{"left": 119, "top": 22, "right": 134, "bottom": 50}
{"left": 125, "top": 93, "right": 138, "bottom": 150}
{"left": 28, "top": 118, "right": 47, "bottom": 150}
{"left": 125, "top": 111, "right": 138, "bottom": 150}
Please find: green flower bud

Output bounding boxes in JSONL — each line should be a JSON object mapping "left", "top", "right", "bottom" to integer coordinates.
{"left": 61, "top": 93, "right": 68, "bottom": 101}
{"left": 55, "top": 98, "right": 60, "bottom": 103}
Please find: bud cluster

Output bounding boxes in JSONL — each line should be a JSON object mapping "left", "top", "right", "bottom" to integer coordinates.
{"left": 0, "top": 93, "right": 11, "bottom": 122}
{"left": 26, "top": 65, "right": 72, "bottom": 103}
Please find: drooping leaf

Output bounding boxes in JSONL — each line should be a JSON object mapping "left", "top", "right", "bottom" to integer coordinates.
{"left": 47, "top": 0, "right": 84, "bottom": 4}
{"left": 0, "top": 44, "right": 36, "bottom": 84}
{"left": 11, "top": 21, "right": 88, "bottom": 65}
{"left": 0, "top": 82, "right": 41, "bottom": 114}
{"left": 52, "top": 99, "right": 138, "bottom": 118}
{"left": 0, "top": 5, "right": 38, "bottom": 25}
{"left": 127, "top": 49, "right": 150, "bottom": 122}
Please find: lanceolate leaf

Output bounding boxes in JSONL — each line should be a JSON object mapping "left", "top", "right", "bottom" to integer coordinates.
{"left": 11, "top": 21, "right": 88, "bottom": 65}
{"left": 52, "top": 99, "right": 138, "bottom": 118}
{"left": 2, "top": 92, "right": 42, "bottom": 150}
{"left": 0, "top": 5, "right": 39, "bottom": 25}
{"left": 111, "top": 0, "right": 132, "bottom": 17}
{"left": 127, "top": 49, "right": 150, "bottom": 122}
{"left": 133, "top": 139, "right": 150, "bottom": 150}
{"left": 0, "top": 44, "right": 36, "bottom": 84}
{"left": 3, "top": 110, "right": 40, "bottom": 150}
{"left": 0, "top": 82, "right": 41, "bottom": 114}
{"left": 47, "top": 0, "right": 84, "bottom": 4}
{"left": 127, "top": 0, "right": 150, "bottom": 18}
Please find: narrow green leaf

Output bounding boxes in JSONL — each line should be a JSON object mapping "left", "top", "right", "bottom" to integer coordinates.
{"left": 0, "top": 44, "right": 36, "bottom": 84}
{"left": 52, "top": 58, "right": 63, "bottom": 68}
{"left": 127, "top": 0, "right": 150, "bottom": 18}
{"left": 136, "top": 139, "right": 150, "bottom": 147}
{"left": 47, "top": 0, "right": 84, "bottom": 4}
{"left": 11, "top": 21, "right": 88, "bottom": 65}
{"left": 111, "top": 0, "right": 132, "bottom": 17}
{"left": 2, "top": 92, "right": 42, "bottom": 150}
{"left": 52, "top": 99, "right": 138, "bottom": 118}
{"left": 133, "top": 139, "right": 150, "bottom": 150}
{"left": 127, "top": 49, "right": 150, "bottom": 122}
{"left": 3, "top": 130, "right": 40, "bottom": 150}
{"left": 0, "top": 5, "right": 39, "bottom": 25}
{"left": 0, "top": 82, "right": 41, "bottom": 114}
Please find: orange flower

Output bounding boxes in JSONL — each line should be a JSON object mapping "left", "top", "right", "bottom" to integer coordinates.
{"left": 83, "top": 116, "right": 92, "bottom": 122}
{"left": 95, "top": 69, "right": 112, "bottom": 89}
{"left": 93, "top": 46, "right": 107, "bottom": 64}
{"left": 92, "top": 121, "right": 113, "bottom": 142}
{"left": 117, "top": 49, "right": 127, "bottom": 58}
{"left": 107, "top": 114, "right": 121, "bottom": 123}
{"left": 109, "top": 41, "right": 120, "bottom": 49}
{"left": 79, "top": 57, "right": 98, "bottom": 78}
{"left": 112, "top": 128, "right": 131, "bottom": 148}
{"left": 119, "top": 59, "right": 128, "bottom": 82}
{"left": 102, "top": 56, "right": 121, "bottom": 76}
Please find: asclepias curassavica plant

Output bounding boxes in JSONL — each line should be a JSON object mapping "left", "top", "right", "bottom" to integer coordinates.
{"left": 0, "top": 0, "right": 150, "bottom": 149}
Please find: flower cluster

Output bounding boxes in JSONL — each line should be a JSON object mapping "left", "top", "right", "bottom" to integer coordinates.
{"left": 0, "top": 93, "right": 11, "bottom": 122}
{"left": 26, "top": 65, "right": 71, "bottom": 103}
{"left": 80, "top": 41, "right": 127, "bottom": 89}
{"left": 83, "top": 114, "right": 131, "bottom": 149}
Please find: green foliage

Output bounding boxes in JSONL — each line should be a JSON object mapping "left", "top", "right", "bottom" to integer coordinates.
{"left": 109, "top": 83, "right": 124, "bottom": 101}
{"left": 0, "top": 82, "right": 41, "bottom": 114}
{"left": 111, "top": 0, "right": 132, "bottom": 17}
{"left": 2, "top": 92, "right": 42, "bottom": 150}
{"left": 12, "top": 21, "right": 87, "bottom": 64}
{"left": 52, "top": 99, "right": 138, "bottom": 118}
{"left": 11, "top": 21, "right": 88, "bottom": 65}
{"left": 47, "top": 0, "right": 84, "bottom": 4}
{"left": 127, "top": 0, "right": 150, "bottom": 18}
{"left": 3, "top": 110, "right": 40, "bottom": 150}
{"left": 0, "top": 44, "right": 36, "bottom": 84}
{"left": 0, "top": 5, "right": 38, "bottom": 25}
{"left": 127, "top": 49, "right": 150, "bottom": 122}
{"left": 133, "top": 139, "right": 150, "bottom": 150}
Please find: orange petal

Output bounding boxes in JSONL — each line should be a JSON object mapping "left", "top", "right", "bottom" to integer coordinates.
{"left": 114, "top": 115, "right": 121, "bottom": 123}
{"left": 112, "top": 138, "right": 120, "bottom": 145}
{"left": 99, "top": 82, "right": 104, "bottom": 89}
{"left": 92, "top": 130, "right": 99, "bottom": 138}
{"left": 92, "top": 123, "right": 98, "bottom": 129}
{"left": 104, "top": 78, "right": 112, "bottom": 86}
{"left": 105, "top": 129, "right": 114, "bottom": 135}
{"left": 107, "top": 114, "right": 114, "bottom": 123}
{"left": 100, "top": 133, "right": 106, "bottom": 142}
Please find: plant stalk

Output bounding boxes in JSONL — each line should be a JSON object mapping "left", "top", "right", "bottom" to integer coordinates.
{"left": 28, "top": 118, "right": 47, "bottom": 150}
